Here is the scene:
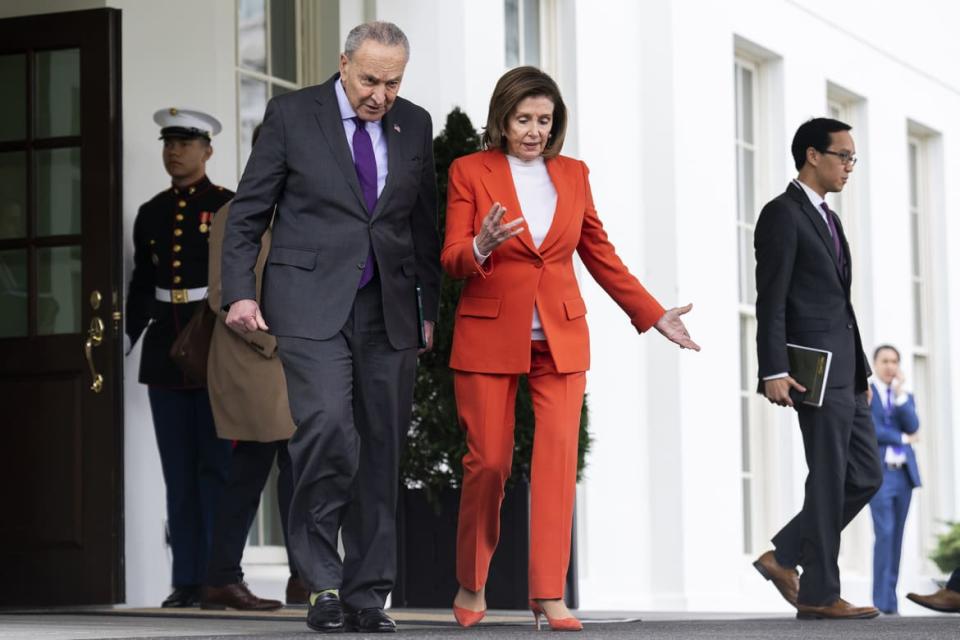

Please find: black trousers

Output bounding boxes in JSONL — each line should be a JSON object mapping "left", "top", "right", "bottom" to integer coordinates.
{"left": 205, "top": 440, "right": 295, "bottom": 586}
{"left": 148, "top": 387, "right": 233, "bottom": 588}
{"left": 277, "top": 276, "right": 417, "bottom": 610}
{"left": 948, "top": 569, "right": 960, "bottom": 593}
{"left": 772, "top": 388, "right": 883, "bottom": 605}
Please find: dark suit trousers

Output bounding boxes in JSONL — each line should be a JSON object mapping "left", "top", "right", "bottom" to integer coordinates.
{"left": 147, "top": 387, "right": 233, "bottom": 588}
{"left": 868, "top": 466, "right": 913, "bottom": 612}
{"left": 205, "top": 440, "right": 295, "bottom": 586}
{"left": 948, "top": 568, "right": 960, "bottom": 593}
{"left": 277, "top": 275, "right": 417, "bottom": 609}
{"left": 772, "top": 388, "right": 882, "bottom": 605}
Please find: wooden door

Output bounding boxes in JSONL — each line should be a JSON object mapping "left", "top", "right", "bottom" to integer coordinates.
{"left": 0, "top": 8, "right": 124, "bottom": 606}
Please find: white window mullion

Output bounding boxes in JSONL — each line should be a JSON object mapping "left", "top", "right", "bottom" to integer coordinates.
{"left": 735, "top": 56, "right": 763, "bottom": 554}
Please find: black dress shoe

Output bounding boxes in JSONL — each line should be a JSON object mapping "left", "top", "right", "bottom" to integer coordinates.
{"left": 162, "top": 585, "right": 200, "bottom": 608}
{"left": 345, "top": 608, "right": 396, "bottom": 633}
{"left": 307, "top": 592, "right": 344, "bottom": 633}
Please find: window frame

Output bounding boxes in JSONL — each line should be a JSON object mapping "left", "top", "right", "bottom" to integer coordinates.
{"left": 233, "top": 0, "right": 304, "bottom": 563}
{"left": 505, "top": 0, "right": 553, "bottom": 69}
{"left": 733, "top": 54, "right": 767, "bottom": 555}
{"left": 907, "top": 132, "right": 942, "bottom": 573}
{"left": 235, "top": 0, "right": 304, "bottom": 179}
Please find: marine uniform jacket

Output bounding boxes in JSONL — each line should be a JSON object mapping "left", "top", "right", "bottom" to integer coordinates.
{"left": 126, "top": 175, "right": 234, "bottom": 387}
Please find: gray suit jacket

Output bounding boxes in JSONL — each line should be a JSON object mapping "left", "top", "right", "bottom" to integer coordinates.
{"left": 222, "top": 74, "right": 441, "bottom": 350}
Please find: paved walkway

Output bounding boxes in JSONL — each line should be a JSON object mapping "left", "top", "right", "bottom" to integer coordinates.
{"left": 0, "top": 608, "right": 956, "bottom": 639}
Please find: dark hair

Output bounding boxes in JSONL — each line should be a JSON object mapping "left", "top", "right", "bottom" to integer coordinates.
{"left": 791, "top": 118, "right": 852, "bottom": 171}
{"left": 873, "top": 344, "right": 901, "bottom": 362}
{"left": 482, "top": 66, "right": 567, "bottom": 159}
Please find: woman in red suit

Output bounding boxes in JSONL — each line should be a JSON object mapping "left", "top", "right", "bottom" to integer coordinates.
{"left": 444, "top": 67, "right": 699, "bottom": 630}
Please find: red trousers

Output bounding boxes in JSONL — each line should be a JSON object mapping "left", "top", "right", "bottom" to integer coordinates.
{"left": 454, "top": 341, "right": 586, "bottom": 599}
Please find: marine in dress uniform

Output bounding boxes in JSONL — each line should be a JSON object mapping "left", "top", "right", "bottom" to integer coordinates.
{"left": 126, "top": 108, "right": 234, "bottom": 608}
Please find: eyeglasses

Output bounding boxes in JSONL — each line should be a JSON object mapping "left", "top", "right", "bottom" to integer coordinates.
{"left": 821, "top": 149, "right": 858, "bottom": 166}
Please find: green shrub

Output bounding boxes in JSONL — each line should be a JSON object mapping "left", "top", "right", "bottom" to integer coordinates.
{"left": 931, "top": 521, "right": 960, "bottom": 574}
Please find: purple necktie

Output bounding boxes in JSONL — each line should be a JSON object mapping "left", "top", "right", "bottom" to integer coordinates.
{"left": 820, "top": 202, "right": 844, "bottom": 273}
{"left": 352, "top": 117, "right": 377, "bottom": 288}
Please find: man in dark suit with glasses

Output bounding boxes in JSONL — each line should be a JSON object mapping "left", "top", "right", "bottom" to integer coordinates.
{"left": 751, "top": 118, "right": 883, "bottom": 620}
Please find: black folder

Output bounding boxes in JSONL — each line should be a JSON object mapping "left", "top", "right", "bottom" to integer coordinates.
{"left": 415, "top": 284, "right": 427, "bottom": 349}
{"left": 787, "top": 343, "right": 832, "bottom": 407}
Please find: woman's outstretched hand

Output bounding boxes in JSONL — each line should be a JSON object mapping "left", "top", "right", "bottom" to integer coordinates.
{"left": 475, "top": 202, "right": 525, "bottom": 256}
{"left": 654, "top": 303, "right": 700, "bottom": 351}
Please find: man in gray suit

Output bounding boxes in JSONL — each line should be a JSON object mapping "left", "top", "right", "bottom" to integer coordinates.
{"left": 222, "top": 22, "right": 440, "bottom": 634}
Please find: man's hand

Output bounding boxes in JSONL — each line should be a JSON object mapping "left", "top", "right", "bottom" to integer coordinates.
{"left": 764, "top": 376, "right": 807, "bottom": 407}
{"left": 418, "top": 320, "right": 435, "bottom": 355}
{"left": 653, "top": 303, "right": 701, "bottom": 351}
{"left": 892, "top": 371, "right": 905, "bottom": 396}
{"left": 225, "top": 298, "right": 269, "bottom": 334}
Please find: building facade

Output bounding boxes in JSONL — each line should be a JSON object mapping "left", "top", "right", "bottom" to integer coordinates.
{"left": 1, "top": 0, "right": 957, "bottom": 612}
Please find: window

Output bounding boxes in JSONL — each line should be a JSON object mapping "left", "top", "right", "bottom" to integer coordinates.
{"left": 734, "top": 56, "right": 761, "bottom": 554}
{"left": 236, "top": 0, "right": 302, "bottom": 176}
{"left": 825, "top": 89, "right": 867, "bottom": 316}
{"left": 828, "top": 90, "right": 871, "bottom": 574}
{"left": 826, "top": 99, "right": 847, "bottom": 219}
{"left": 908, "top": 137, "right": 927, "bottom": 352}
{"left": 505, "top": 0, "right": 541, "bottom": 67}
{"left": 907, "top": 132, "right": 939, "bottom": 567}
{"left": 234, "top": 0, "right": 302, "bottom": 563}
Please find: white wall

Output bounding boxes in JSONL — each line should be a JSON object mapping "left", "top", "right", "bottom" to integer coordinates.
{"left": 6, "top": 0, "right": 959, "bottom": 611}
{"left": 109, "top": 0, "right": 239, "bottom": 606}
{"left": 0, "top": 0, "right": 237, "bottom": 606}
{"left": 570, "top": 0, "right": 960, "bottom": 612}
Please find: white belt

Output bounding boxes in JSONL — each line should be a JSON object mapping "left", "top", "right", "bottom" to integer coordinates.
{"left": 155, "top": 286, "right": 207, "bottom": 304}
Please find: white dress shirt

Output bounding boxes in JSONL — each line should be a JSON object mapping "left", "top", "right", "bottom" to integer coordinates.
{"left": 873, "top": 378, "right": 911, "bottom": 465}
{"left": 335, "top": 77, "right": 388, "bottom": 198}
{"left": 474, "top": 154, "right": 557, "bottom": 339}
{"left": 792, "top": 178, "right": 832, "bottom": 227}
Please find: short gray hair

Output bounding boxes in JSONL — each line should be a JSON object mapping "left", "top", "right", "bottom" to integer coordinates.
{"left": 344, "top": 21, "right": 410, "bottom": 61}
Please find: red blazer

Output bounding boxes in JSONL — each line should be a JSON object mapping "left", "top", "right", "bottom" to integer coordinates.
{"left": 442, "top": 149, "right": 665, "bottom": 374}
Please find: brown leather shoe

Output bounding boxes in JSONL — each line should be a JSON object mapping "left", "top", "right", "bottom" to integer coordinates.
{"left": 753, "top": 550, "right": 799, "bottom": 607}
{"left": 200, "top": 582, "right": 283, "bottom": 611}
{"left": 796, "top": 598, "right": 880, "bottom": 620}
{"left": 285, "top": 575, "right": 309, "bottom": 605}
{"left": 906, "top": 588, "right": 960, "bottom": 613}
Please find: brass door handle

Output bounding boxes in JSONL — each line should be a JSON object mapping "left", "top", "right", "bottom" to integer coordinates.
{"left": 84, "top": 316, "right": 105, "bottom": 393}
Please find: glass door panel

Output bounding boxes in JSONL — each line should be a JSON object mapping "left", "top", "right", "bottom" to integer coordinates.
{"left": 0, "top": 248, "right": 28, "bottom": 338}
{"left": 0, "top": 151, "right": 27, "bottom": 239}
{"left": 34, "top": 48, "right": 81, "bottom": 139}
{"left": 36, "top": 245, "right": 82, "bottom": 335}
{"left": 0, "top": 54, "right": 26, "bottom": 142}
{"left": 36, "top": 147, "right": 82, "bottom": 236}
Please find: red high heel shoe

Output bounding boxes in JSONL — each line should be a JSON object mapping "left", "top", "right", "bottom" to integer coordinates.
{"left": 529, "top": 599, "right": 583, "bottom": 632}
{"left": 452, "top": 603, "right": 486, "bottom": 628}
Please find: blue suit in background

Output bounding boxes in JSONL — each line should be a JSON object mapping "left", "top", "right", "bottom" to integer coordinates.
{"left": 868, "top": 382, "right": 921, "bottom": 614}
